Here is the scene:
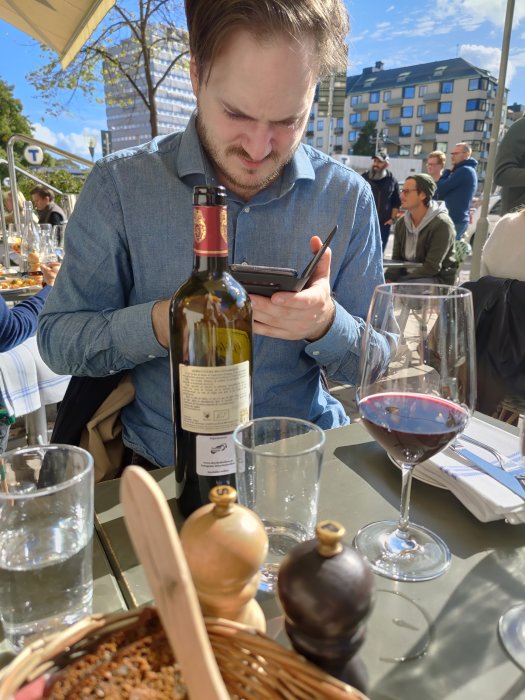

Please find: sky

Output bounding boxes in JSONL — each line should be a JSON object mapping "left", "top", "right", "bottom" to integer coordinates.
{"left": 1, "top": 0, "right": 525, "bottom": 162}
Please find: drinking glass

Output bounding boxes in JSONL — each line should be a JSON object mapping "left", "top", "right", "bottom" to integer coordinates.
{"left": 355, "top": 283, "right": 476, "bottom": 581}
{"left": 498, "top": 414, "right": 525, "bottom": 668}
{"left": 52, "top": 223, "right": 66, "bottom": 260}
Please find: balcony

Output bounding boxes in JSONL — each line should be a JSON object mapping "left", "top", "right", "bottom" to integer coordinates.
{"left": 352, "top": 101, "right": 369, "bottom": 111}
{"left": 421, "top": 113, "right": 439, "bottom": 122}
{"left": 385, "top": 117, "right": 401, "bottom": 126}
{"left": 422, "top": 92, "right": 441, "bottom": 102}
{"left": 349, "top": 120, "right": 366, "bottom": 129}
{"left": 419, "top": 133, "right": 437, "bottom": 142}
{"left": 386, "top": 96, "right": 404, "bottom": 106}
{"left": 334, "top": 127, "right": 344, "bottom": 135}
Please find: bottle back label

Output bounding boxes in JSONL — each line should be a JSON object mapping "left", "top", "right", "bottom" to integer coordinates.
{"left": 196, "top": 434, "right": 236, "bottom": 476}
{"left": 194, "top": 205, "right": 228, "bottom": 257}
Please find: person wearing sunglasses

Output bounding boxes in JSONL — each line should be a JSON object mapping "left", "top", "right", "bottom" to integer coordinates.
{"left": 385, "top": 174, "right": 458, "bottom": 285}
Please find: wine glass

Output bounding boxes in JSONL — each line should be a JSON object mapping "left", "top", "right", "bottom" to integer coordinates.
{"left": 498, "top": 414, "right": 525, "bottom": 669}
{"left": 354, "top": 283, "right": 476, "bottom": 582}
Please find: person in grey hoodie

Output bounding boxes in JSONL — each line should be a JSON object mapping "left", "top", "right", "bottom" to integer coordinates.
{"left": 385, "top": 173, "right": 458, "bottom": 285}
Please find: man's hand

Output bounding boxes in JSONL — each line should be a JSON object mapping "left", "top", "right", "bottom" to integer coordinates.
{"left": 40, "top": 262, "right": 61, "bottom": 286}
{"left": 250, "top": 236, "right": 335, "bottom": 342}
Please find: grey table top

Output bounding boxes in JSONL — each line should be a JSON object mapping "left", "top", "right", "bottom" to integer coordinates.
{"left": 94, "top": 420, "right": 525, "bottom": 700}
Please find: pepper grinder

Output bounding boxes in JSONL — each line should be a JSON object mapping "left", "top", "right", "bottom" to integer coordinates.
{"left": 277, "top": 520, "right": 374, "bottom": 693}
{"left": 180, "top": 485, "right": 268, "bottom": 632}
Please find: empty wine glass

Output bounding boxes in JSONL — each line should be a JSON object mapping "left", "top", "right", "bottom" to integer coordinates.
{"left": 498, "top": 414, "right": 525, "bottom": 669}
{"left": 355, "top": 283, "right": 476, "bottom": 581}
{"left": 52, "top": 223, "right": 66, "bottom": 260}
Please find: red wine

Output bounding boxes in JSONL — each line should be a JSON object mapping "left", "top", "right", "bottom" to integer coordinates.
{"left": 359, "top": 392, "right": 469, "bottom": 465}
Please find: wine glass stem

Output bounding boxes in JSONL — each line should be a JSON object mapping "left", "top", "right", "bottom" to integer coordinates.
{"left": 397, "top": 465, "right": 414, "bottom": 536}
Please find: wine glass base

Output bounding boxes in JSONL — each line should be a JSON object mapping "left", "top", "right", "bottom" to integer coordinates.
{"left": 498, "top": 603, "right": 525, "bottom": 670}
{"left": 354, "top": 519, "right": 451, "bottom": 582}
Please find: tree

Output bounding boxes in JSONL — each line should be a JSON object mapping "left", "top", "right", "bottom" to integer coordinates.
{"left": 352, "top": 121, "right": 378, "bottom": 157}
{"left": 26, "top": 0, "right": 189, "bottom": 140}
{"left": 0, "top": 80, "right": 33, "bottom": 160}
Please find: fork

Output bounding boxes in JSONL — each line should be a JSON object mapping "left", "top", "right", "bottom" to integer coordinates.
{"left": 453, "top": 434, "right": 525, "bottom": 482}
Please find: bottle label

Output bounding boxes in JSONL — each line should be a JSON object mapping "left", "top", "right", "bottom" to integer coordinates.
{"left": 196, "top": 434, "right": 236, "bottom": 476}
{"left": 179, "top": 360, "right": 250, "bottom": 434}
{"left": 194, "top": 206, "right": 228, "bottom": 257}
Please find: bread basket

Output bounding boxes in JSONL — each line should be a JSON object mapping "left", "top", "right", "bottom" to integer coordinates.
{"left": 0, "top": 606, "right": 368, "bottom": 699}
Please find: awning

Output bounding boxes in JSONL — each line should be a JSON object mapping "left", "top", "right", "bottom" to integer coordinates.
{"left": 0, "top": 0, "right": 115, "bottom": 69}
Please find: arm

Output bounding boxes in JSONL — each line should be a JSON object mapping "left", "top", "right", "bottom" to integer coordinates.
{"left": 0, "top": 286, "right": 52, "bottom": 352}
{"left": 494, "top": 121, "right": 525, "bottom": 187}
{"left": 435, "top": 167, "right": 466, "bottom": 198}
{"left": 38, "top": 163, "right": 166, "bottom": 377}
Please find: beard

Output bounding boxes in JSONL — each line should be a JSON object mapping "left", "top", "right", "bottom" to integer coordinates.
{"left": 195, "top": 113, "right": 295, "bottom": 198}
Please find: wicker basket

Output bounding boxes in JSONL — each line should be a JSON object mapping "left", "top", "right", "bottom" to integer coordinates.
{"left": 0, "top": 607, "right": 368, "bottom": 699}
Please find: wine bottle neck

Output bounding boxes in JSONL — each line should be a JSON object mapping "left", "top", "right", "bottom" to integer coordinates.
{"left": 193, "top": 255, "right": 229, "bottom": 274}
{"left": 192, "top": 204, "right": 228, "bottom": 274}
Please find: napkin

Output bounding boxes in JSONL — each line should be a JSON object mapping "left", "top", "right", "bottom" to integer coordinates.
{"left": 413, "top": 416, "right": 525, "bottom": 524}
{"left": 0, "top": 335, "right": 70, "bottom": 417}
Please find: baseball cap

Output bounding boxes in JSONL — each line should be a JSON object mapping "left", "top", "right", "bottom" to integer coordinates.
{"left": 373, "top": 152, "right": 389, "bottom": 162}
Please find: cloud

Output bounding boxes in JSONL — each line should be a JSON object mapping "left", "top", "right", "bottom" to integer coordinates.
{"left": 31, "top": 123, "right": 101, "bottom": 161}
{"left": 459, "top": 43, "right": 516, "bottom": 85}
{"left": 435, "top": 0, "right": 525, "bottom": 27}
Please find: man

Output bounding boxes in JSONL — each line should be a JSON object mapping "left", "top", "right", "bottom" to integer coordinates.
{"left": 384, "top": 174, "right": 457, "bottom": 285}
{"left": 38, "top": 0, "right": 387, "bottom": 469}
{"left": 435, "top": 143, "right": 477, "bottom": 240}
{"left": 426, "top": 150, "right": 446, "bottom": 183}
{"left": 30, "top": 186, "right": 66, "bottom": 226}
{"left": 494, "top": 116, "right": 525, "bottom": 215}
{"left": 361, "top": 152, "right": 401, "bottom": 251}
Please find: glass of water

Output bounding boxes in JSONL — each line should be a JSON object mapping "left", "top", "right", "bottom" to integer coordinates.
{"left": 233, "top": 417, "right": 325, "bottom": 593}
{"left": 0, "top": 445, "right": 94, "bottom": 650}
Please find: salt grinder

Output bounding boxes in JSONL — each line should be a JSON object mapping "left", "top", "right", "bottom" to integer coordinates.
{"left": 180, "top": 485, "right": 268, "bottom": 632}
{"left": 277, "top": 520, "right": 374, "bottom": 693}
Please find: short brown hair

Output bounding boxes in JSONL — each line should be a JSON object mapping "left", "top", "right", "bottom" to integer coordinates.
{"left": 427, "top": 150, "right": 446, "bottom": 167}
{"left": 185, "top": 0, "right": 349, "bottom": 82}
{"left": 30, "top": 185, "right": 55, "bottom": 202}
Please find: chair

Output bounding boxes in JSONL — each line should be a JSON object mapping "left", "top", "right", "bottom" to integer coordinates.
{"left": 462, "top": 276, "right": 525, "bottom": 424}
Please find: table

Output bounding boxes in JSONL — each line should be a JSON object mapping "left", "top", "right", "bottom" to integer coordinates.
{"left": 383, "top": 260, "right": 424, "bottom": 270}
{"left": 94, "top": 420, "right": 525, "bottom": 700}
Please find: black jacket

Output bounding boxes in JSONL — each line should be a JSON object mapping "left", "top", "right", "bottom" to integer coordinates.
{"left": 361, "top": 170, "right": 401, "bottom": 224}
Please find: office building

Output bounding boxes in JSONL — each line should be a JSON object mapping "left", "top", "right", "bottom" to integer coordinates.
{"left": 103, "top": 28, "right": 195, "bottom": 151}
{"left": 305, "top": 58, "right": 508, "bottom": 186}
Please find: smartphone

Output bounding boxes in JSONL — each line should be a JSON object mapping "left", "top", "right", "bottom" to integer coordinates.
{"left": 230, "top": 225, "right": 338, "bottom": 297}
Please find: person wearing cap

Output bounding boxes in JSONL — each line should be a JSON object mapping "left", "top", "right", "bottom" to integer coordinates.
{"left": 384, "top": 174, "right": 457, "bottom": 285}
{"left": 361, "top": 151, "right": 401, "bottom": 251}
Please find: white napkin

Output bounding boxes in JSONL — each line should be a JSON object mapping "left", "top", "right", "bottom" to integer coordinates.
{"left": 0, "top": 335, "right": 70, "bottom": 417}
{"left": 413, "top": 416, "right": 525, "bottom": 524}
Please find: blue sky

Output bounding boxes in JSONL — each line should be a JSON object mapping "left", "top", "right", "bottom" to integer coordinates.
{"left": 1, "top": 0, "right": 525, "bottom": 161}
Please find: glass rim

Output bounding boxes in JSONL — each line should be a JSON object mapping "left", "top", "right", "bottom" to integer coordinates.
{"left": 0, "top": 444, "right": 94, "bottom": 500}
{"left": 374, "top": 282, "right": 472, "bottom": 300}
{"left": 232, "top": 416, "right": 326, "bottom": 457}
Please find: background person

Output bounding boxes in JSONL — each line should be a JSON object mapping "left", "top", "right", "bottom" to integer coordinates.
{"left": 494, "top": 117, "right": 525, "bottom": 215}
{"left": 30, "top": 186, "right": 66, "bottom": 226}
{"left": 38, "top": 0, "right": 388, "bottom": 470}
{"left": 480, "top": 208, "right": 525, "bottom": 281}
{"left": 362, "top": 151, "right": 401, "bottom": 251}
{"left": 384, "top": 174, "right": 457, "bottom": 285}
{"left": 435, "top": 142, "right": 477, "bottom": 241}
{"left": 3, "top": 190, "right": 38, "bottom": 227}
{"left": 426, "top": 150, "right": 446, "bottom": 184}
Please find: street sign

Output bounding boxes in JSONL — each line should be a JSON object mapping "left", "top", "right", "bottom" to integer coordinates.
{"left": 23, "top": 145, "right": 44, "bottom": 165}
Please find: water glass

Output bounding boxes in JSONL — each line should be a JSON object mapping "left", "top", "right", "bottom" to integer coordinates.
{"left": 0, "top": 445, "right": 94, "bottom": 650}
{"left": 233, "top": 417, "right": 325, "bottom": 592}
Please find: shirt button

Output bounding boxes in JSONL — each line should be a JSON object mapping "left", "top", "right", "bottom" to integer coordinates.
{"left": 244, "top": 207, "right": 250, "bottom": 213}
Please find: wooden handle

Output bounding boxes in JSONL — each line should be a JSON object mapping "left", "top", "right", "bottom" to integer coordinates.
{"left": 120, "top": 466, "right": 230, "bottom": 700}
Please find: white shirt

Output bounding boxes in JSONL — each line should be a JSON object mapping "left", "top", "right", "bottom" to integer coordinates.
{"left": 480, "top": 210, "right": 525, "bottom": 281}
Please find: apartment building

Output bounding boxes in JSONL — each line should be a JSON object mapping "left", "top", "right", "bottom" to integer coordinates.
{"left": 103, "top": 28, "right": 195, "bottom": 151}
{"left": 305, "top": 58, "right": 507, "bottom": 186}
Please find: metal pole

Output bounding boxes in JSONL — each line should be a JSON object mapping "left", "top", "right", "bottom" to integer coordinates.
{"left": 470, "top": 0, "right": 515, "bottom": 280}
{"left": 324, "top": 73, "right": 335, "bottom": 156}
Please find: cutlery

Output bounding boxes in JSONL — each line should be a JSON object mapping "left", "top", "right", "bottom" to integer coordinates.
{"left": 448, "top": 444, "right": 525, "bottom": 499}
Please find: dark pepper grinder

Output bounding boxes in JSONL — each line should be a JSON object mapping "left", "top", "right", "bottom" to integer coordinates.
{"left": 277, "top": 520, "right": 374, "bottom": 694}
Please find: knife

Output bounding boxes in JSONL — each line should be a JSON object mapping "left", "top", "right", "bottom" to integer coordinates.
{"left": 449, "top": 444, "right": 525, "bottom": 499}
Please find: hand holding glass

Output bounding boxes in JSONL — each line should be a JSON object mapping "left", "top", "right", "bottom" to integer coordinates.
{"left": 355, "top": 284, "right": 476, "bottom": 581}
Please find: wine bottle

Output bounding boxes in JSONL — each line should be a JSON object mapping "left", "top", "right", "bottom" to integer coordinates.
{"left": 170, "top": 185, "right": 252, "bottom": 517}
{"left": 20, "top": 201, "right": 41, "bottom": 277}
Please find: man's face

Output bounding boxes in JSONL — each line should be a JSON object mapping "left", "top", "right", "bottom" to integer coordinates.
{"left": 450, "top": 146, "right": 468, "bottom": 168}
{"left": 426, "top": 157, "right": 442, "bottom": 180}
{"left": 190, "top": 29, "right": 317, "bottom": 200}
{"left": 31, "top": 193, "right": 47, "bottom": 211}
{"left": 400, "top": 180, "right": 424, "bottom": 212}
{"left": 371, "top": 157, "right": 388, "bottom": 173}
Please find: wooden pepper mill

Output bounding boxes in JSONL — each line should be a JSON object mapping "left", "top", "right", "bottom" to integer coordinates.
{"left": 277, "top": 520, "right": 374, "bottom": 693}
{"left": 180, "top": 485, "right": 268, "bottom": 632}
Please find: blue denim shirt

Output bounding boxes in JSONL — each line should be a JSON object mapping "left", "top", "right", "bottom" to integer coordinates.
{"left": 38, "top": 113, "right": 385, "bottom": 467}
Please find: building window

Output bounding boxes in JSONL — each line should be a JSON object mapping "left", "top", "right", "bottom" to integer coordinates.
{"left": 316, "top": 137, "right": 324, "bottom": 148}
{"left": 369, "top": 110, "right": 379, "bottom": 121}
{"left": 413, "top": 144, "right": 423, "bottom": 155}
{"left": 382, "top": 109, "right": 391, "bottom": 121}
{"left": 470, "top": 140, "right": 482, "bottom": 150}
{"left": 435, "top": 141, "right": 448, "bottom": 152}
{"left": 464, "top": 119, "right": 485, "bottom": 132}
{"left": 401, "top": 106, "right": 414, "bottom": 118}
{"left": 317, "top": 119, "right": 324, "bottom": 131}
{"left": 399, "top": 125, "right": 412, "bottom": 137}
{"left": 436, "top": 122, "right": 450, "bottom": 134}
{"left": 336, "top": 117, "right": 344, "bottom": 129}
{"left": 466, "top": 99, "right": 487, "bottom": 111}
{"left": 438, "top": 101, "right": 452, "bottom": 114}
{"left": 335, "top": 135, "right": 343, "bottom": 146}
{"left": 370, "top": 90, "right": 380, "bottom": 103}
{"left": 307, "top": 121, "right": 314, "bottom": 132}
{"left": 417, "top": 104, "right": 426, "bottom": 117}
{"left": 306, "top": 137, "right": 314, "bottom": 146}
{"left": 415, "top": 124, "right": 424, "bottom": 136}
{"left": 383, "top": 90, "right": 391, "bottom": 102}
{"left": 349, "top": 113, "right": 360, "bottom": 124}
{"left": 419, "top": 85, "right": 428, "bottom": 97}
{"left": 440, "top": 80, "right": 454, "bottom": 94}
{"left": 351, "top": 95, "right": 362, "bottom": 106}
{"left": 348, "top": 131, "right": 357, "bottom": 142}
{"left": 399, "top": 145, "right": 410, "bottom": 156}
{"left": 403, "top": 86, "right": 415, "bottom": 99}
{"left": 469, "top": 77, "right": 488, "bottom": 91}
